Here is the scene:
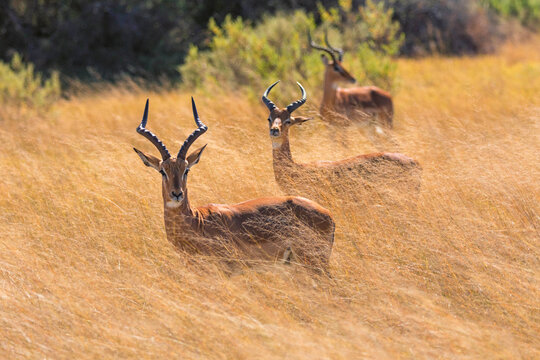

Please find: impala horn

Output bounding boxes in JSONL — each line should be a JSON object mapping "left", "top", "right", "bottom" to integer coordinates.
{"left": 324, "top": 29, "right": 344, "bottom": 62}
{"left": 177, "top": 97, "right": 208, "bottom": 160}
{"left": 286, "top": 82, "right": 307, "bottom": 113}
{"left": 262, "top": 80, "right": 280, "bottom": 111}
{"left": 136, "top": 99, "right": 171, "bottom": 160}
{"left": 308, "top": 30, "right": 336, "bottom": 63}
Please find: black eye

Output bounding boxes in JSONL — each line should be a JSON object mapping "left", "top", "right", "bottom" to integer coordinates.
{"left": 183, "top": 169, "right": 189, "bottom": 179}
{"left": 159, "top": 169, "right": 167, "bottom": 178}
{"left": 268, "top": 117, "right": 272, "bottom": 123}
{"left": 284, "top": 118, "right": 291, "bottom": 124}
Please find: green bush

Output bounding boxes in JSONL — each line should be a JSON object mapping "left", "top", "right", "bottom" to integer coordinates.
{"left": 482, "top": 0, "right": 540, "bottom": 27}
{"left": 179, "top": 11, "right": 316, "bottom": 103}
{"left": 179, "top": 0, "right": 403, "bottom": 101}
{"left": 0, "top": 53, "right": 61, "bottom": 109}
{"left": 320, "top": 0, "right": 404, "bottom": 90}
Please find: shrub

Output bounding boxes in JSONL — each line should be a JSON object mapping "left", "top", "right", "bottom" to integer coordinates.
{"left": 1, "top": 1, "right": 523, "bottom": 84}
{"left": 320, "top": 0, "right": 404, "bottom": 90}
{"left": 180, "top": 11, "right": 316, "bottom": 103}
{"left": 1, "top": 1, "right": 199, "bottom": 81}
{"left": 390, "top": 0, "right": 505, "bottom": 55}
{"left": 0, "top": 0, "right": 341, "bottom": 82}
{"left": 179, "top": 1, "right": 403, "bottom": 100}
{"left": 0, "top": 53, "right": 61, "bottom": 109}
{"left": 481, "top": 0, "right": 540, "bottom": 28}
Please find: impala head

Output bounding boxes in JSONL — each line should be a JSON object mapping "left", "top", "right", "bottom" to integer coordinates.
{"left": 262, "top": 81, "right": 312, "bottom": 141}
{"left": 308, "top": 30, "right": 356, "bottom": 85}
{"left": 133, "top": 98, "right": 207, "bottom": 208}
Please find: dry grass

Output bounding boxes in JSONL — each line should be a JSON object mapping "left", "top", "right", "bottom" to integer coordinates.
{"left": 1, "top": 38, "right": 539, "bottom": 359}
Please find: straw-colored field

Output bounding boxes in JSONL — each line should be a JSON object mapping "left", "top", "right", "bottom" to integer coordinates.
{"left": 1, "top": 39, "right": 539, "bottom": 359}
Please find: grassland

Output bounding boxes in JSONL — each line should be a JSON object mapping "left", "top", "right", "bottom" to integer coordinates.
{"left": 0, "top": 39, "right": 539, "bottom": 359}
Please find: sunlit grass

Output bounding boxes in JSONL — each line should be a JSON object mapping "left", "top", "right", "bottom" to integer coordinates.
{"left": 0, "top": 38, "right": 539, "bottom": 359}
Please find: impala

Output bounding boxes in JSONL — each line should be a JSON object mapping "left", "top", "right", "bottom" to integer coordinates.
{"left": 133, "top": 98, "right": 335, "bottom": 271}
{"left": 262, "top": 81, "right": 421, "bottom": 201}
{"left": 309, "top": 31, "right": 394, "bottom": 129}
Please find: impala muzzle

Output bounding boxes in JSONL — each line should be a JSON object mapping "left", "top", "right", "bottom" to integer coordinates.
{"left": 270, "top": 127, "right": 280, "bottom": 137}
{"left": 170, "top": 190, "right": 183, "bottom": 202}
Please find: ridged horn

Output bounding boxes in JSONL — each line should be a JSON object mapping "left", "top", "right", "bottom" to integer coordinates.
{"left": 308, "top": 30, "right": 336, "bottom": 63}
{"left": 324, "top": 29, "right": 344, "bottom": 61}
{"left": 136, "top": 99, "right": 171, "bottom": 160}
{"left": 177, "top": 97, "right": 208, "bottom": 160}
{"left": 286, "top": 82, "right": 307, "bottom": 113}
{"left": 262, "top": 80, "right": 280, "bottom": 111}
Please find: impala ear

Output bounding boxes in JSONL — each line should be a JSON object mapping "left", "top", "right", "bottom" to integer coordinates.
{"left": 133, "top": 148, "right": 161, "bottom": 171}
{"left": 186, "top": 144, "right": 207, "bottom": 169}
{"left": 321, "top": 54, "right": 329, "bottom": 65}
{"left": 292, "top": 116, "right": 312, "bottom": 124}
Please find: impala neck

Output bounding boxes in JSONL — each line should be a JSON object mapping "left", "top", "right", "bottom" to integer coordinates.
{"left": 272, "top": 133, "right": 306, "bottom": 194}
{"left": 272, "top": 134, "right": 294, "bottom": 166}
{"left": 321, "top": 69, "right": 338, "bottom": 113}
{"left": 162, "top": 188, "right": 202, "bottom": 250}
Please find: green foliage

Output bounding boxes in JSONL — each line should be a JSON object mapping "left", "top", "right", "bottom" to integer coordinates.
{"left": 179, "top": 12, "right": 317, "bottom": 103}
{"left": 0, "top": 54, "right": 61, "bottom": 109}
{"left": 323, "top": 0, "right": 404, "bottom": 90}
{"left": 2, "top": 0, "right": 524, "bottom": 84}
{"left": 179, "top": 1, "right": 404, "bottom": 101}
{"left": 2, "top": 0, "right": 197, "bottom": 81}
{"left": 482, "top": 0, "right": 540, "bottom": 27}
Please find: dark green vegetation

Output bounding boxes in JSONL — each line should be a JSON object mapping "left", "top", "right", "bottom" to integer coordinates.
{"left": 482, "top": 0, "right": 540, "bottom": 28}
{"left": 180, "top": 1, "right": 402, "bottom": 98}
{"left": 1, "top": 0, "right": 536, "bottom": 85}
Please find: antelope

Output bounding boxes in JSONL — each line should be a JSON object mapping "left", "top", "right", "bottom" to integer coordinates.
{"left": 309, "top": 31, "right": 394, "bottom": 129}
{"left": 262, "top": 81, "right": 421, "bottom": 202}
{"left": 133, "top": 98, "right": 335, "bottom": 272}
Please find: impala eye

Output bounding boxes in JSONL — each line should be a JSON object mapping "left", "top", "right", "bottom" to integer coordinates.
{"left": 159, "top": 169, "right": 167, "bottom": 178}
{"left": 284, "top": 118, "right": 291, "bottom": 124}
{"left": 183, "top": 169, "right": 189, "bottom": 179}
{"left": 268, "top": 117, "right": 272, "bottom": 123}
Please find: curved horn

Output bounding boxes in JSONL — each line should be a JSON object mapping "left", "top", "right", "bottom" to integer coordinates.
{"left": 308, "top": 30, "right": 336, "bottom": 63}
{"left": 324, "top": 29, "right": 344, "bottom": 61}
{"left": 286, "top": 82, "right": 307, "bottom": 113}
{"left": 136, "top": 99, "right": 171, "bottom": 160}
{"left": 177, "top": 97, "right": 208, "bottom": 160}
{"left": 262, "top": 80, "right": 280, "bottom": 111}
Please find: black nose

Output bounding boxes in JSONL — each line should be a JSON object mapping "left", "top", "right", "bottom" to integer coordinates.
{"left": 171, "top": 191, "right": 183, "bottom": 199}
{"left": 270, "top": 129, "right": 280, "bottom": 136}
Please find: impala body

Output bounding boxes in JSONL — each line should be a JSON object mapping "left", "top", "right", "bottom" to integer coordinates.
{"left": 133, "top": 99, "right": 334, "bottom": 271}
{"left": 310, "top": 32, "right": 394, "bottom": 128}
{"left": 262, "top": 81, "right": 421, "bottom": 201}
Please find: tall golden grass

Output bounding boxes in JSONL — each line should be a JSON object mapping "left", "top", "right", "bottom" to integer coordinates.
{"left": 1, "top": 38, "right": 539, "bottom": 359}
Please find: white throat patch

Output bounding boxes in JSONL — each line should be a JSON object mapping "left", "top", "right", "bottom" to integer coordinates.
{"left": 166, "top": 200, "right": 182, "bottom": 208}
{"left": 272, "top": 137, "right": 284, "bottom": 149}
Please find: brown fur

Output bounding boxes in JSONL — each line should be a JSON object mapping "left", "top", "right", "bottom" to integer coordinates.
{"left": 267, "top": 107, "right": 421, "bottom": 202}
{"left": 319, "top": 57, "right": 394, "bottom": 128}
{"left": 163, "top": 194, "right": 334, "bottom": 270}
{"left": 134, "top": 104, "right": 335, "bottom": 272}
